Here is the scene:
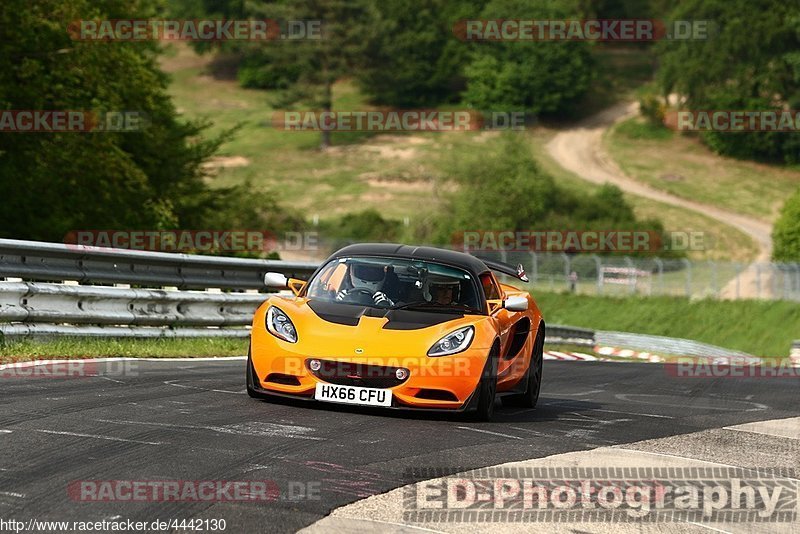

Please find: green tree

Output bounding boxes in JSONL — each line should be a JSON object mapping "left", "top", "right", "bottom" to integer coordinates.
{"left": 356, "top": 0, "right": 484, "bottom": 108}
{"left": 773, "top": 188, "right": 800, "bottom": 262}
{"left": 0, "top": 0, "right": 294, "bottom": 244}
{"left": 656, "top": 0, "right": 800, "bottom": 163}
{"left": 462, "top": 0, "right": 595, "bottom": 116}
{"left": 445, "top": 134, "right": 557, "bottom": 233}
{"left": 277, "top": 0, "right": 375, "bottom": 148}
{"left": 426, "top": 134, "right": 671, "bottom": 257}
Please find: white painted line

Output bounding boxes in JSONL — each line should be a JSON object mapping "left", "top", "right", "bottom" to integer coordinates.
{"left": 163, "top": 380, "right": 244, "bottom": 395}
{"left": 34, "top": 429, "right": 163, "bottom": 446}
{"left": 615, "top": 393, "right": 769, "bottom": 412}
{"left": 541, "top": 401, "right": 674, "bottom": 419}
{"left": 508, "top": 426, "right": 550, "bottom": 437}
{"left": 0, "top": 430, "right": 12, "bottom": 434}
{"left": 586, "top": 407, "right": 674, "bottom": 419}
{"left": 547, "top": 389, "right": 605, "bottom": 397}
{"left": 96, "top": 376, "right": 124, "bottom": 384}
{"left": 0, "top": 491, "right": 25, "bottom": 499}
{"left": 456, "top": 426, "right": 523, "bottom": 440}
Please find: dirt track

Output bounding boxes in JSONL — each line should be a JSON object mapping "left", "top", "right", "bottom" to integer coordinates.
{"left": 544, "top": 102, "right": 773, "bottom": 298}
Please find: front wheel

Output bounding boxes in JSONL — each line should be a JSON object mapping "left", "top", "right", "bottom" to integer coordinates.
{"left": 246, "top": 345, "right": 268, "bottom": 400}
{"left": 471, "top": 345, "right": 499, "bottom": 421}
{"left": 502, "top": 326, "right": 544, "bottom": 409}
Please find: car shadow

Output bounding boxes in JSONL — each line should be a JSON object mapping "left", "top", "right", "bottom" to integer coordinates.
{"left": 250, "top": 394, "right": 602, "bottom": 424}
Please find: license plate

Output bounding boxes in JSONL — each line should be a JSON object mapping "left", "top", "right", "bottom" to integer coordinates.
{"left": 314, "top": 383, "right": 393, "bottom": 407}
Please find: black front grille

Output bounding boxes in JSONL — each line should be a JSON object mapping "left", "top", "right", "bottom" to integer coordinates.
{"left": 265, "top": 373, "right": 301, "bottom": 386}
{"left": 308, "top": 359, "right": 408, "bottom": 388}
{"left": 415, "top": 389, "right": 458, "bottom": 401}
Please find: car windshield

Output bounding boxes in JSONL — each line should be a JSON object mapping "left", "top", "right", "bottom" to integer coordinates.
{"left": 305, "top": 256, "right": 482, "bottom": 313}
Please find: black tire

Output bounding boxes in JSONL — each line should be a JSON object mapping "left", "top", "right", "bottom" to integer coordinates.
{"left": 501, "top": 326, "right": 544, "bottom": 409}
{"left": 245, "top": 345, "right": 268, "bottom": 400}
{"left": 471, "top": 345, "right": 499, "bottom": 421}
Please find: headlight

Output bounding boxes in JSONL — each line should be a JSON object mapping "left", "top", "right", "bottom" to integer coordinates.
{"left": 266, "top": 306, "right": 297, "bottom": 343}
{"left": 428, "top": 326, "right": 474, "bottom": 357}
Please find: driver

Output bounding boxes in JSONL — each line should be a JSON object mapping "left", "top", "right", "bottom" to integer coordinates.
{"left": 335, "top": 263, "right": 394, "bottom": 307}
{"left": 425, "top": 277, "right": 461, "bottom": 305}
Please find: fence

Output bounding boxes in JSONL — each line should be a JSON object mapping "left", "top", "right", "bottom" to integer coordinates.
{"left": 473, "top": 251, "right": 800, "bottom": 301}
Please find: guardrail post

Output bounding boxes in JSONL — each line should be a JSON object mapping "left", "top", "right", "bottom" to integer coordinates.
{"left": 682, "top": 258, "right": 692, "bottom": 297}
{"left": 784, "top": 264, "right": 791, "bottom": 301}
{"left": 592, "top": 254, "right": 602, "bottom": 295}
{"left": 654, "top": 257, "right": 664, "bottom": 296}
{"left": 755, "top": 264, "right": 761, "bottom": 299}
{"left": 735, "top": 262, "right": 741, "bottom": 299}
{"left": 529, "top": 251, "right": 538, "bottom": 285}
{"left": 624, "top": 256, "right": 636, "bottom": 295}
{"left": 709, "top": 260, "right": 717, "bottom": 298}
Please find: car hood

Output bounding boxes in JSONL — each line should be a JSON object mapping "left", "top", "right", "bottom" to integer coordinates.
{"left": 306, "top": 299, "right": 467, "bottom": 330}
{"left": 263, "top": 296, "right": 490, "bottom": 356}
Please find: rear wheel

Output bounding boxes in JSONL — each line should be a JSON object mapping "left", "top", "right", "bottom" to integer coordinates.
{"left": 502, "top": 326, "right": 544, "bottom": 409}
{"left": 471, "top": 345, "right": 499, "bottom": 421}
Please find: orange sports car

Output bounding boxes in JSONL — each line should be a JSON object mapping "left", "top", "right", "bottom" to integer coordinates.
{"left": 246, "top": 244, "right": 544, "bottom": 420}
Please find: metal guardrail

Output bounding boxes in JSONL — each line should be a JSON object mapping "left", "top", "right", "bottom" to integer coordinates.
{"left": 0, "top": 324, "right": 251, "bottom": 340}
{"left": 0, "top": 282, "right": 264, "bottom": 326}
{"left": 0, "top": 238, "right": 318, "bottom": 340}
{"left": 543, "top": 324, "right": 595, "bottom": 346}
{"left": 0, "top": 239, "right": 318, "bottom": 290}
{"left": 595, "top": 331, "right": 754, "bottom": 359}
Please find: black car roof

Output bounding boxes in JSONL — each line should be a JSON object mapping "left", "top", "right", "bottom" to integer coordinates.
{"left": 328, "top": 243, "right": 491, "bottom": 277}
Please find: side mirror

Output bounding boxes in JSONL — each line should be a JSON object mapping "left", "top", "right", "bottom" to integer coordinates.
{"left": 504, "top": 296, "right": 528, "bottom": 312}
{"left": 264, "top": 272, "right": 289, "bottom": 288}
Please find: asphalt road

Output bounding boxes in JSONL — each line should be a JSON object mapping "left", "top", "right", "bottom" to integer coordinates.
{"left": 1, "top": 359, "right": 798, "bottom": 533}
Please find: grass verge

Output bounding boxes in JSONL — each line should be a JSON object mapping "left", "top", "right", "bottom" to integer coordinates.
{"left": 533, "top": 290, "right": 800, "bottom": 357}
{"left": 531, "top": 128, "right": 759, "bottom": 262}
{"left": 606, "top": 117, "right": 800, "bottom": 223}
{"left": 0, "top": 337, "right": 248, "bottom": 363}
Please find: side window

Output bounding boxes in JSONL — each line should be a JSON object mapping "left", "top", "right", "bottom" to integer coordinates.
{"left": 318, "top": 263, "right": 347, "bottom": 293}
{"left": 327, "top": 264, "right": 348, "bottom": 292}
{"left": 480, "top": 273, "right": 501, "bottom": 301}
